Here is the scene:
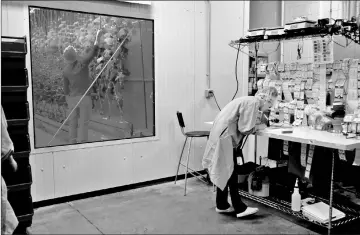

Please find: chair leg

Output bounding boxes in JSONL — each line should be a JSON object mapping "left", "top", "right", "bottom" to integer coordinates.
{"left": 175, "top": 137, "right": 188, "bottom": 184}
{"left": 184, "top": 137, "right": 193, "bottom": 196}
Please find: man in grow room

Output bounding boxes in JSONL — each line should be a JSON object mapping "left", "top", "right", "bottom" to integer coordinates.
{"left": 62, "top": 28, "right": 104, "bottom": 144}
{"left": 203, "top": 86, "right": 278, "bottom": 218}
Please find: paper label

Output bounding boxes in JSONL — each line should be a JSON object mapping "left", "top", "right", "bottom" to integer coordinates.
{"left": 349, "top": 79, "right": 358, "bottom": 89}
{"left": 348, "top": 89, "right": 358, "bottom": 101}
{"left": 297, "top": 100, "right": 305, "bottom": 109}
{"left": 298, "top": 110, "right": 304, "bottom": 118}
{"left": 269, "top": 81, "right": 277, "bottom": 88}
{"left": 349, "top": 68, "right": 358, "bottom": 80}
{"left": 301, "top": 144, "right": 307, "bottom": 167}
{"left": 313, "top": 38, "right": 334, "bottom": 63}
{"left": 318, "top": 64, "right": 327, "bottom": 110}
{"left": 283, "top": 141, "right": 289, "bottom": 155}
{"left": 333, "top": 60, "right": 341, "bottom": 70}
{"left": 350, "top": 59, "right": 359, "bottom": 68}
{"left": 338, "top": 150, "right": 346, "bottom": 161}
{"left": 306, "top": 79, "right": 313, "bottom": 89}
{"left": 335, "top": 88, "right": 344, "bottom": 99}
{"left": 290, "top": 63, "right": 297, "bottom": 71}
{"left": 284, "top": 113, "right": 290, "bottom": 122}
{"left": 300, "top": 91, "right": 305, "bottom": 100}
{"left": 293, "top": 119, "right": 303, "bottom": 126}
{"left": 304, "top": 145, "right": 315, "bottom": 179}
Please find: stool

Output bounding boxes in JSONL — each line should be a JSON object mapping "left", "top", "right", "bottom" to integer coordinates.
{"left": 174, "top": 111, "right": 212, "bottom": 195}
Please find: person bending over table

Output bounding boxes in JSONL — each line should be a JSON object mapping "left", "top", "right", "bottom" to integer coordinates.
{"left": 202, "top": 86, "right": 278, "bottom": 218}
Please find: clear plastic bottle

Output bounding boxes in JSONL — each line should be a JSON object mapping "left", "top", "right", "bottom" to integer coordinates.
{"left": 291, "top": 178, "right": 301, "bottom": 212}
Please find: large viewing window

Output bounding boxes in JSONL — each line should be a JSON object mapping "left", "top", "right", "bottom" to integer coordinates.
{"left": 29, "top": 6, "right": 155, "bottom": 149}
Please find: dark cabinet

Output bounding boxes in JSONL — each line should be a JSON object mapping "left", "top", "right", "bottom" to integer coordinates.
{"left": 1, "top": 36, "right": 33, "bottom": 231}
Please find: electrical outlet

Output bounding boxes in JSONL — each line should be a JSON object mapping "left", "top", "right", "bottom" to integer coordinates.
{"left": 205, "top": 89, "right": 214, "bottom": 99}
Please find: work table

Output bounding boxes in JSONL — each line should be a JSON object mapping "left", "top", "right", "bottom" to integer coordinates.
{"left": 257, "top": 127, "right": 360, "bottom": 151}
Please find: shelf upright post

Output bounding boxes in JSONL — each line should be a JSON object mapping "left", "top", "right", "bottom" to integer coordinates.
{"left": 254, "top": 42, "right": 259, "bottom": 164}
{"left": 328, "top": 149, "right": 335, "bottom": 235}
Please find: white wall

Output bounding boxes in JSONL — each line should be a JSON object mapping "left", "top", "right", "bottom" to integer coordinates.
{"left": 282, "top": 1, "right": 360, "bottom": 63}
{"left": 1, "top": 1, "right": 250, "bottom": 202}
{"left": 250, "top": 1, "right": 282, "bottom": 62}
{"left": 282, "top": 1, "right": 320, "bottom": 63}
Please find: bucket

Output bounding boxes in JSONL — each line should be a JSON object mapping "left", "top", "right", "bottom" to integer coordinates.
{"left": 247, "top": 166, "right": 270, "bottom": 197}
{"left": 238, "top": 174, "right": 249, "bottom": 184}
{"left": 236, "top": 162, "right": 258, "bottom": 184}
{"left": 248, "top": 175, "right": 270, "bottom": 197}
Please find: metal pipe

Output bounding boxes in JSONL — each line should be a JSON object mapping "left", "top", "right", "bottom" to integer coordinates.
{"left": 350, "top": 0, "right": 357, "bottom": 20}
{"left": 206, "top": 0, "right": 211, "bottom": 89}
{"left": 330, "top": 0, "right": 333, "bottom": 22}
{"left": 328, "top": 149, "right": 335, "bottom": 235}
{"left": 280, "top": 0, "right": 285, "bottom": 63}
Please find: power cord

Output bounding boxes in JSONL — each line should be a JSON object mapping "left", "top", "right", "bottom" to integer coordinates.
{"left": 231, "top": 42, "right": 241, "bottom": 101}
{"left": 212, "top": 94, "right": 222, "bottom": 111}
{"left": 261, "top": 41, "right": 281, "bottom": 56}
{"left": 211, "top": 43, "right": 243, "bottom": 111}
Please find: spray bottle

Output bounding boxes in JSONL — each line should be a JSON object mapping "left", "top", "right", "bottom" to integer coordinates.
{"left": 291, "top": 178, "right": 301, "bottom": 212}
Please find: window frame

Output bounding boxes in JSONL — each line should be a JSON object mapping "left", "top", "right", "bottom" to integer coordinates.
{"left": 22, "top": 1, "right": 158, "bottom": 154}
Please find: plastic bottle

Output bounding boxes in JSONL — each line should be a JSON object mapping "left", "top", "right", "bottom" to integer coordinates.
{"left": 291, "top": 178, "right": 301, "bottom": 212}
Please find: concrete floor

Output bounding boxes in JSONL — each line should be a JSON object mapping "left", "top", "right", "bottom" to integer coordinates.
{"left": 29, "top": 178, "right": 319, "bottom": 234}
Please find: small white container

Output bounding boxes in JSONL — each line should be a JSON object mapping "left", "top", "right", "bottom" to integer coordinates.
{"left": 285, "top": 20, "right": 316, "bottom": 31}
{"left": 246, "top": 28, "right": 267, "bottom": 37}
{"left": 291, "top": 179, "right": 301, "bottom": 212}
{"left": 265, "top": 27, "right": 285, "bottom": 36}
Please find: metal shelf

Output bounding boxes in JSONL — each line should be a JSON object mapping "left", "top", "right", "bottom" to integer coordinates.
{"left": 1, "top": 36, "right": 27, "bottom": 55}
{"left": 234, "top": 33, "right": 327, "bottom": 45}
{"left": 230, "top": 27, "right": 359, "bottom": 46}
{"left": 7, "top": 119, "right": 30, "bottom": 127}
{"left": 238, "top": 187, "right": 360, "bottom": 229}
{"left": 1, "top": 68, "right": 29, "bottom": 92}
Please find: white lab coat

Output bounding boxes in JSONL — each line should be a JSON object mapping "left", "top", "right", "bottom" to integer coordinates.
{"left": 202, "top": 96, "right": 260, "bottom": 191}
{"left": 1, "top": 106, "right": 19, "bottom": 234}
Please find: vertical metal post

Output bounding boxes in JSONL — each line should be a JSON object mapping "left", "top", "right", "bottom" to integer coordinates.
{"left": 184, "top": 137, "right": 193, "bottom": 196}
{"left": 328, "top": 149, "right": 335, "bottom": 235}
{"left": 255, "top": 42, "right": 258, "bottom": 86}
{"left": 254, "top": 42, "right": 259, "bottom": 164}
{"left": 254, "top": 135, "right": 257, "bottom": 164}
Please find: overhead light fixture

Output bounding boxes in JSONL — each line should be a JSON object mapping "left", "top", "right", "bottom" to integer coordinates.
{"left": 120, "top": 1, "right": 151, "bottom": 5}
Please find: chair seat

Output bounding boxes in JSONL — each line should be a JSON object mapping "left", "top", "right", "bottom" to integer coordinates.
{"left": 185, "top": 131, "right": 210, "bottom": 137}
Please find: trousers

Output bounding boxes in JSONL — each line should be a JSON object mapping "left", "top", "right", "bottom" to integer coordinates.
{"left": 66, "top": 95, "right": 92, "bottom": 144}
{"left": 216, "top": 148, "right": 247, "bottom": 213}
